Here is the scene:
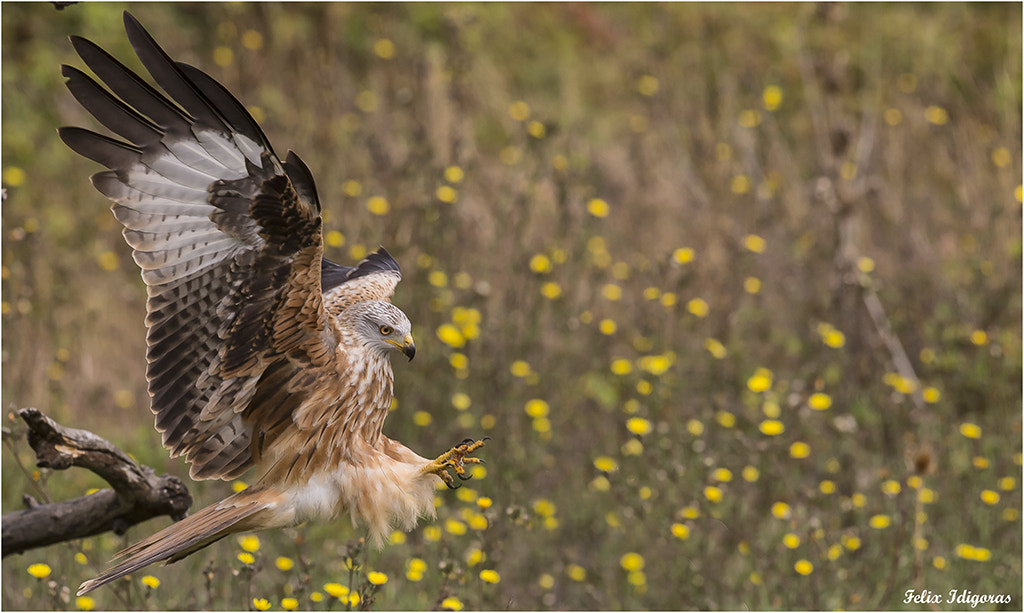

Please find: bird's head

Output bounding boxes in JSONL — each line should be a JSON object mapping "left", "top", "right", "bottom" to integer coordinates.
{"left": 346, "top": 301, "right": 416, "bottom": 361}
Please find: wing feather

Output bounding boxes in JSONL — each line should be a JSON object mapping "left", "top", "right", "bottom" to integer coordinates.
{"left": 174, "top": 61, "right": 275, "bottom": 161}
{"left": 68, "top": 35, "right": 192, "bottom": 135}
{"left": 60, "top": 12, "right": 330, "bottom": 480}
{"left": 62, "top": 11, "right": 407, "bottom": 482}
{"left": 323, "top": 247, "right": 402, "bottom": 312}
{"left": 121, "top": 13, "right": 232, "bottom": 136}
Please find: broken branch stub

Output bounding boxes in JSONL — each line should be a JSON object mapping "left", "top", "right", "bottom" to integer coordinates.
{"left": 2, "top": 408, "right": 192, "bottom": 557}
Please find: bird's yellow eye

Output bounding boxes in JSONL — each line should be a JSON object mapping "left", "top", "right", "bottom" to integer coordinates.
{"left": 379, "top": 325, "right": 393, "bottom": 336}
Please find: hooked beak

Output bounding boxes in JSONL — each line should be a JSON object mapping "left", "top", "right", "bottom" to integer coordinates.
{"left": 401, "top": 333, "right": 416, "bottom": 361}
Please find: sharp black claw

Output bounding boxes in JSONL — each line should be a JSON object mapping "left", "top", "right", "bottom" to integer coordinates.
{"left": 446, "top": 478, "right": 461, "bottom": 490}
{"left": 460, "top": 438, "right": 475, "bottom": 446}
{"left": 458, "top": 472, "right": 473, "bottom": 481}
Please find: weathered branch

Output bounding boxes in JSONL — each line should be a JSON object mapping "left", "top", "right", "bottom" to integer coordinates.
{"left": 2, "top": 408, "right": 192, "bottom": 557}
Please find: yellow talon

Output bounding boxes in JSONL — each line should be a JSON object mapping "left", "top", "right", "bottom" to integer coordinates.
{"left": 423, "top": 437, "right": 490, "bottom": 489}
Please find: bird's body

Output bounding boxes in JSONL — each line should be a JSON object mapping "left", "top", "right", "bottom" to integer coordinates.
{"left": 60, "top": 12, "right": 486, "bottom": 596}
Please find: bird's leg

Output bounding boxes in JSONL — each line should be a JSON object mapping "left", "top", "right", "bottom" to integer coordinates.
{"left": 421, "top": 437, "right": 490, "bottom": 489}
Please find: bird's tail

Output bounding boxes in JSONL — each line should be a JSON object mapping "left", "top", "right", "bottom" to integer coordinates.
{"left": 77, "top": 489, "right": 277, "bottom": 595}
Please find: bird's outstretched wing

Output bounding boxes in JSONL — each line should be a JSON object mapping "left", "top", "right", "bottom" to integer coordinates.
{"left": 59, "top": 11, "right": 400, "bottom": 480}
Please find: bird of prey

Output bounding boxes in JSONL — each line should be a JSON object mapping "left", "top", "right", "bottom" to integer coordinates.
{"left": 59, "top": 12, "right": 488, "bottom": 595}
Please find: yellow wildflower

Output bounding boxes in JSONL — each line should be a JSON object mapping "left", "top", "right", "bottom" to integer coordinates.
{"left": 610, "top": 358, "right": 633, "bottom": 375}
{"left": 808, "top": 393, "right": 832, "bottom": 411}
{"left": 794, "top": 560, "right": 813, "bottom": 575}
{"left": 924, "top": 105, "right": 949, "bottom": 125}
{"left": 540, "top": 281, "right": 562, "bottom": 299}
{"left": 566, "top": 564, "right": 587, "bottom": 581}
{"left": 636, "top": 75, "right": 659, "bottom": 96}
{"left": 620, "top": 552, "right": 645, "bottom": 572}
{"left": 742, "top": 234, "right": 766, "bottom": 253}
{"left": 365, "top": 196, "right": 389, "bottom": 216}
{"left": 602, "top": 283, "right": 622, "bottom": 301}
{"left": 687, "top": 298, "right": 709, "bottom": 317}
{"left": 323, "top": 583, "right": 349, "bottom": 598}
{"left": 711, "top": 468, "right": 733, "bottom": 482}
{"left": 672, "top": 247, "right": 694, "bottom": 264}
{"left": 529, "top": 254, "right": 552, "bottom": 274}
{"left": 587, "top": 198, "right": 610, "bottom": 218}
{"left": 671, "top": 523, "right": 691, "bottom": 540}
{"left": 747, "top": 369, "right": 772, "bottom": 392}
{"left": 436, "top": 185, "right": 458, "bottom": 203}
{"left": 594, "top": 456, "right": 619, "bottom": 473}
{"left": 436, "top": 323, "right": 466, "bottom": 348}
{"left": 445, "top": 518, "right": 467, "bottom": 535}
{"left": 3, "top": 166, "right": 26, "bottom": 186}
{"left": 704, "top": 338, "right": 727, "bottom": 359}
{"left": 525, "top": 399, "right": 549, "bottom": 418}
{"left": 762, "top": 85, "right": 783, "bottom": 111}
{"left": 479, "top": 569, "right": 500, "bottom": 584}
{"left": 789, "top": 441, "right": 811, "bottom": 459}
{"left": 238, "top": 535, "right": 260, "bottom": 552}
{"left": 533, "top": 499, "right": 556, "bottom": 517}
{"left": 444, "top": 166, "right": 464, "bottom": 183}
{"left": 373, "top": 38, "right": 395, "bottom": 59}
{"left": 626, "top": 417, "right": 653, "bottom": 436}
{"left": 959, "top": 423, "right": 982, "bottom": 439}
{"left": 822, "top": 329, "right": 845, "bottom": 348}
{"left": 509, "top": 100, "right": 530, "bottom": 121}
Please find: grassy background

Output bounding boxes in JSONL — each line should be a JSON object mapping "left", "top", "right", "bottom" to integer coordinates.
{"left": 2, "top": 2, "right": 1021, "bottom": 610}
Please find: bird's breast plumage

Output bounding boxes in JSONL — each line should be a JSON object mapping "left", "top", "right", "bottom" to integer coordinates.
{"left": 254, "top": 336, "right": 395, "bottom": 490}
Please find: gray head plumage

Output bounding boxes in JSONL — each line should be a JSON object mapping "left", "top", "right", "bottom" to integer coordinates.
{"left": 341, "top": 301, "right": 415, "bottom": 361}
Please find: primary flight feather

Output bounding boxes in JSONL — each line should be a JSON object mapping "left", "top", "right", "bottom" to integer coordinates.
{"left": 60, "top": 11, "right": 487, "bottom": 595}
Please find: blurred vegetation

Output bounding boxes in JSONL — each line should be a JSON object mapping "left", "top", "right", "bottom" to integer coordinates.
{"left": 2, "top": 2, "right": 1021, "bottom": 610}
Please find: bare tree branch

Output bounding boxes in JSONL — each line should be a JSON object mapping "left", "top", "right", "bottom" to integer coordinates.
{"left": 2, "top": 408, "right": 192, "bottom": 557}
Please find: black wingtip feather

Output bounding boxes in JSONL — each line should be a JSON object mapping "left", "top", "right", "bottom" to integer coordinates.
{"left": 61, "top": 63, "right": 165, "bottom": 145}
{"left": 348, "top": 247, "right": 401, "bottom": 281}
{"left": 283, "top": 151, "right": 321, "bottom": 212}
{"left": 176, "top": 61, "right": 276, "bottom": 155}
{"left": 67, "top": 30, "right": 193, "bottom": 132}
{"left": 58, "top": 126, "right": 141, "bottom": 169}
{"left": 321, "top": 258, "right": 356, "bottom": 293}
{"left": 122, "top": 10, "right": 232, "bottom": 135}
{"left": 320, "top": 249, "right": 401, "bottom": 293}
